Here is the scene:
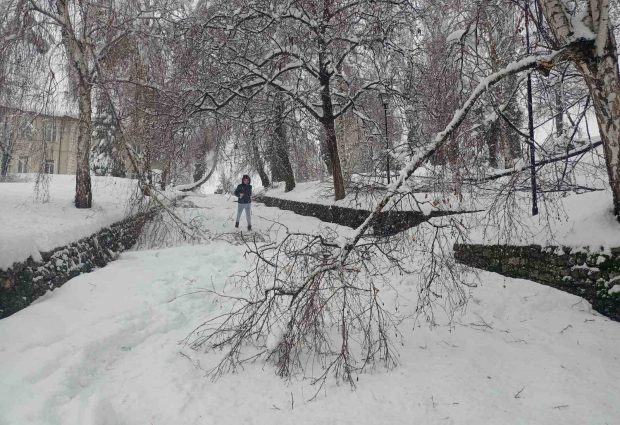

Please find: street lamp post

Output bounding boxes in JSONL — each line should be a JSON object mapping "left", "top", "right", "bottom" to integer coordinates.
{"left": 380, "top": 91, "right": 390, "bottom": 184}
{"left": 525, "top": 0, "right": 538, "bottom": 216}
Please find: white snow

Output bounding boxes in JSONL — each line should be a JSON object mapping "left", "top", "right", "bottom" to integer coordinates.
{"left": 264, "top": 180, "right": 446, "bottom": 215}
{"left": 569, "top": 9, "right": 596, "bottom": 42}
{"left": 446, "top": 29, "right": 466, "bottom": 43}
{"left": 1, "top": 193, "right": 619, "bottom": 425}
{"left": 265, "top": 181, "right": 620, "bottom": 248}
{"left": 468, "top": 188, "right": 620, "bottom": 248}
{"left": 0, "top": 174, "right": 139, "bottom": 269}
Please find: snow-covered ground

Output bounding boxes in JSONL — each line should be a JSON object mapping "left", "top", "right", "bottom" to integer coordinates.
{"left": 0, "top": 175, "right": 140, "bottom": 269}
{"left": 1, "top": 193, "right": 619, "bottom": 425}
{"left": 467, "top": 188, "right": 620, "bottom": 248}
{"left": 265, "top": 181, "right": 620, "bottom": 248}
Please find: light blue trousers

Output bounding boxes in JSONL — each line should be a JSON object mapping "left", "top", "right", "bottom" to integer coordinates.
{"left": 236, "top": 203, "right": 251, "bottom": 226}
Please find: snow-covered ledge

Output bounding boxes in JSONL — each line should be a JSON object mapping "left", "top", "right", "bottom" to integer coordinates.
{"left": 454, "top": 244, "right": 620, "bottom": 321}
{"left": 0, "top": 211, "right": 155, "bottom": 319}
{"left": 255, "top": 194, "right": 462, "bottom": 235}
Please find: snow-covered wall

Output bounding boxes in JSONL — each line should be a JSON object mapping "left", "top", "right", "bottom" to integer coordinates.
{"left": 256, "top": 195, "right": 460, "bottom": 235}
{"left": 0, "top": 212, "right": 155, "bottom": 319}
{"left": 454, "top": 244, "right": 620, "bottom": 321}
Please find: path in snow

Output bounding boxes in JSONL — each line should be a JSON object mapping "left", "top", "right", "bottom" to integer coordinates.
{"left": 0, "top": 194, "right": 619, "bottom": 425}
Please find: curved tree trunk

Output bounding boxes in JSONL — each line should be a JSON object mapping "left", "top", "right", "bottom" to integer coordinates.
{"left": 540, "top": 0, "right": 620, "bottom": 217}
{"left": 176, "top": 146, "right": 220, "bottom": 192}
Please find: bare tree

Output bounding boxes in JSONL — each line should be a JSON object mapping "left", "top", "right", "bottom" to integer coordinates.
{"left": 21, "top": 0, "right": 187, "bottom": 204}
{"left": 187, "top": 47, "right": 572, "bottom": 383}
{"left": 267, "top": 91, "right": 296, "bottom": 191}
{"left": 190, "top": 0, "right": 416, "bottom": 200}
{"left": 24, "top": 0, "right": 100, "bottom": 207}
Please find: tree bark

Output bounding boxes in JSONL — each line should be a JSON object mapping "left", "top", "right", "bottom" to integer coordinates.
{"left": 322, "top": 117, "right": 346, "bottom": 200}
{"left": 576, "top": 52, "right": 620, "bottom": 217}
{"left": 250, "top": 135, "right": 270, "bottom": 188}
{"left": 272, "top": 93, "right": 295, "bottom": 192}
{"left": 316, "top": 0, "right": 345, "bottom": 200}
{"left": 1, "top": 152, "right": 9, "bottom": 178}
{"left": 318, "top": 124, "right": 333, "bottom": 174}
{"left": 540, "top": 0, "right": 620, "bottom": 217}
{"left": 56, "top": 0, "right": 92, "bottom": 208}
{"left": 75, "top": 82, "right": 93, "bottom": 208}
{"left": 555, "top": 80, "right": 564, "bottom": 138}
{"left": 319, "top": 73, "right": 346, "bottom": 200}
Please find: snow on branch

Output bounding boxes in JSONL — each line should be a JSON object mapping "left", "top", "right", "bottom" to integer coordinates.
{"left": 340, "top": 50, "right": 566, "bottom": 255}
{"left": 472, "top": 139, "right": 603, "bottom": 182}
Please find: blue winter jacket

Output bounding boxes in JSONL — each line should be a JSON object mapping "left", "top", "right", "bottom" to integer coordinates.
{"left": 234, "top": 183, "right": 252, "bottom": 203}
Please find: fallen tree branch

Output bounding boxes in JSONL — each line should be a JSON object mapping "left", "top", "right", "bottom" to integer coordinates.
{"left": 470, "top": 140, "right": 603, "bottom": 182}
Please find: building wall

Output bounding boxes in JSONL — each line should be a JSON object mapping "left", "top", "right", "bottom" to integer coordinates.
{"left": 2, "top": 108, "right": 79, "bottom": 175}
{"left": 335, "top": 111, "right": 368, "bottom": 178}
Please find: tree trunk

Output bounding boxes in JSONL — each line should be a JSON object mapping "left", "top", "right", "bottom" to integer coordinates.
{"left": 56, "top": 0, "right": 92, "bottom": 208}
{"left": 318, "top": 125, "right": 333, "bottom": 175}
{"left": 323, "top": 117, "right": 346, "bottom": 200}
{"left": 1, "top": 152, "right": 10, "bottom": 178}
{"left": 555, "top": 80, "right": 564, "bottom": 138}
{"left": 319, "top": 73, "right": 345, "bottom": 200}
{"left": 160, "top": 161, "right": 170, "bottom": 190}
{"left": 75, "top": 82, "right": 93, "bottom": 208}
{"left": 270, "top": 92, "right": 295, "bottom": 192}
{"left": 576, "top": 55, "right": 620, "bottom": 217}
{"left": 250, "top": 135, "right": 270, "bottom": 188}
{"left": 540, "top": 0, "right": 620, "bottom": 217}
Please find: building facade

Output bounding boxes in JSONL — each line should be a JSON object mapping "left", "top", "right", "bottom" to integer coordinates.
{"left": 1, "top": 106, "right": 79, "bottom": 176}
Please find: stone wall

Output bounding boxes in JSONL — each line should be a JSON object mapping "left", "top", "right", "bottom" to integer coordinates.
{"left": 0, "top": 211, "right": 155, "bottom": 319}
{"left": 454, "top": 244, "right": 620, "bottom": 321}
{"left": 256, "top": 195, "right": 458, "bottom": 235}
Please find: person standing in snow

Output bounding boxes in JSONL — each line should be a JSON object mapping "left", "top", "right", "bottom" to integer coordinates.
{"left": 234, "top": 174, "right": 252, "bottom": 230}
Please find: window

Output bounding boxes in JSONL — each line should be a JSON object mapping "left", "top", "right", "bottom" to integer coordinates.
{"left": 17, "top": 156, "right": 28, "bottom": 173}
{"left": 45, "top": 160, "right": 54, "bottom": 174}
{"left": 19, "top": 118, "right": 33, "bottom": 139}
{"left": 43, "top": 121, "right": 56, "bottom": 143}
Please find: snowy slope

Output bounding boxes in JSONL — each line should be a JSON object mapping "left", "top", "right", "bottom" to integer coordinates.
{"left": 0, "top": 194, "right": 619, "bottom": 425}
{"left": 264, "top": 184, "right": 620, "bottom": 248}
{"left": 0, "top": 175, "right": 140, "bottom": 269}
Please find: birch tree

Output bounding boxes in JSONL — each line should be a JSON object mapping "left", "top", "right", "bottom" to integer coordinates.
{"left": 24, "top": 0, "right": 101, "bottom": 207}
{"left": 23, "top": 0, "right": 187, "bottom": 205}
{"left": 539, "top": 0, "right": 620, "bottom": 217}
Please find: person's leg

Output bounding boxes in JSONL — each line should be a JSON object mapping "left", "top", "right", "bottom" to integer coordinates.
{"left": 245, "top": 204, "right": 252, "bottom": 230}
{"left": 235, "top": 203, "right": 243, "bottom": 227}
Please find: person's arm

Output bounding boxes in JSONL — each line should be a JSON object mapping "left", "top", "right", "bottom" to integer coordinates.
{"left": 234, "top": 185, "right": 241, "bottom": 197}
